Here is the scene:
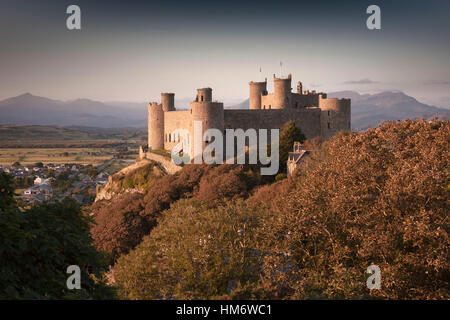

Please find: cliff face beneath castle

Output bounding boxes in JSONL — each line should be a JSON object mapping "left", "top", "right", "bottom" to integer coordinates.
{"left": 95, "top": 159, "right": 164, "bottom": 202}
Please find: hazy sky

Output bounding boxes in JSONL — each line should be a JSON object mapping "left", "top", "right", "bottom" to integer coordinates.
{"left": 0, "top": 0, "right": 449, "bottom": 107}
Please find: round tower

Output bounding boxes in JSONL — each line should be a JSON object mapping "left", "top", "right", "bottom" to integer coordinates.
{"left": 319, "top": 96, "right": 351, "bottom": 140}
{"left": 318, "top": 96, "right": 351, "bottom": 112}
{"left": 189, "top": 88, "right": 224, "bottom": 161}
{"left": 196, "top": 88, "right": 212, "bottom": 102}
{"left": 249, "top": 79, "right": 267, "bottom": 110}
{"left": 147, "top": 102, "right": 164, "bottom": 150}
{"left": 273, "top": 73, "right": 292, "bottom": 109}
{"left": 161, "top": 93, "right": 175, "bottom": 111}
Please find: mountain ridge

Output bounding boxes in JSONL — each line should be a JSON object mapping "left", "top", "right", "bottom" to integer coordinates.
{"left": 1, "top": 91, "right": 448, "bottom": 130}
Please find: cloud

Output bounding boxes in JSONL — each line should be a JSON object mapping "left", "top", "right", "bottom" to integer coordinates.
{"left": 342, "top": 78, "right": 379, "bottom": 85}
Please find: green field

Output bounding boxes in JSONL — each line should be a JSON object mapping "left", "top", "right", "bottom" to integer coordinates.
{"left": 0, "top": 125, "right": 146, "bottom": 141}
{"left": 0, "top": 148, "right": 114, "bottom": 166}
{"left": 0, "top": 125, "right": 147, "bottom": 148}
{"left": 0, "top": 125, "right": 142, "bottom": 167}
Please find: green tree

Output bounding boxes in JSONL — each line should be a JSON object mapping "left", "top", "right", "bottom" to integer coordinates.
{"left": 278, "top": 121, "right": 306, "bottom": 174}
{"left": 33, "top": 162, "right": 44, "bottom": 168}
{"left": 0, "top": 178, "right": 113, "bottom": 299}
{"left": 0, "top": 172, "right": 16, "bottom": 210}
{"left": 114, "top": 199, "right": 264, "bottom": 299}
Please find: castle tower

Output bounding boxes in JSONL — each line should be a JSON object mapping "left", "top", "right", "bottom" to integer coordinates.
{"left": 273, "top": 73, "right": 292, "bottom": 109}
{"left": 147, "top": 102, "right": 164, "bottom": 150}
{"left": 189, "top": 88, "right": 224, "bottom": 161}
{"left": 296, "top": 81, "right": 303, "bottom": 95}
{"left": 249, "top": 79, "right": 267, "bottom": 110}
{"left": 161, "top": 93, "right": 175, "bottom": 111}
{"left": 319, "top": 95, "right": 351, "bottom": 140}
{"left": 196, "top": 88, "right": 212, "bottom": 102}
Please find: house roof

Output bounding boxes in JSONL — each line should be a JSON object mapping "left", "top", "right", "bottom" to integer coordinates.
{"left": 288, "top": 150, "right": 310, "bottom": 165}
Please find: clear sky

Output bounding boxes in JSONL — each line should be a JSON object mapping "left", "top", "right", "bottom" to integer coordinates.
{"left": 0, "top": 0, "right": 449, "bottom": 107}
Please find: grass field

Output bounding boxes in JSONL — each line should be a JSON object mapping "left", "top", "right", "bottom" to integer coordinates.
{"left": 0, "top": 148, "right": 114, "bottom": 166}
{"left": 0, "top": 125, "right": 147, "bottom": 148}
{"left": 0, "top": 125, "right": 142, "bottom": 167}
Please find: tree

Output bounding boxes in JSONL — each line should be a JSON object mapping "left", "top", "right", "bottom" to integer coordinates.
{"left": 0, "top": 173, "right": 16, "bottom": 210}
{"left": 255, "top": 120, "right": 449, "bottom": 299}
{"left": 0, "top": 183, "right": 113, "bottom": 299}
{"left": 114, "top": 199, "right": 264, "bottom": 299}
{"left": 90, "top": 193, "right": 150, "bottom": 263}
{"left": 33, "top": 162, "right": 44, "bottom": 168}
{"left": 278, "top": 121, "right": 306, "bottom": 174}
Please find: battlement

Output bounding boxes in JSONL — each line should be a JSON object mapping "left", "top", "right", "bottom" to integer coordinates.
{"left": 273, "top": 73, "right": 292, "bottom": 80}
{"left": 196, "top": 88, "right": 213, "bottom": 102}
{"left": 148, "top": 102, "right": 161, "bottom": 108}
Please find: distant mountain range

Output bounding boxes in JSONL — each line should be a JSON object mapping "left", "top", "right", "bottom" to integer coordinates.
{"left": 0, "top": 93, "right": 146, "bottom": 128}
{"left": 327, "top": 91, "right": 449, "bottom": 130}
{"left": 0, "top": 91, "right": 448, "bottom": 130}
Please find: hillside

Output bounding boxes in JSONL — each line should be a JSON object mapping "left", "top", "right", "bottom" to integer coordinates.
{"left": 86, "top": 119, "right": 448, "bottom": 299}
{"left": 95, "top": 159, "right": 164, "bottom": 201}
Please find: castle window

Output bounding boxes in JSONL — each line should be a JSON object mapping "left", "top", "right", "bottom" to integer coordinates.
{"left": 328, "top": 111, "right": 330, "bottom": 116}
{"left": 327, "top": 122, "right": 331, "bottom": 129}
{"left": 169, "top": 134, "right": 171, "bottom": 142}
{"left": 269, "top": 105, "right": 271, "bottom": 109}
{"left": 201, "top": 96, "right": 204, "bottom": 102}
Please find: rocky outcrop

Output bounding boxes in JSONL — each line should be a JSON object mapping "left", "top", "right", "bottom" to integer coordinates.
{"left": 95, "top": 159, "right": 163, "bottom": 202}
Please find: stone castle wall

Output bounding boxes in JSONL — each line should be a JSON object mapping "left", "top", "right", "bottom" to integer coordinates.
{"left": 163, "top": 110, "right": 191, "bottom": 150}
{"left": 146, "top": 74, "right": 351, "bottom": 156}
{"left": 223, "top": 108, "right": 321, "bottom": 140}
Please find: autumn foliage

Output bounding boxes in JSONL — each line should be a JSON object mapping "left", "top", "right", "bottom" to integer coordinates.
{"left": 112, "top": 120, "right": 449, "bottom": 299}
{"left": 89, "top": 163, "right": 266, "bottom": 263}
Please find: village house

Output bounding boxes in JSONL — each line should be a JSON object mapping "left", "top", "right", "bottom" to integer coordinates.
{"left": 287, "top": 142, "right": 311, "bottom": 176}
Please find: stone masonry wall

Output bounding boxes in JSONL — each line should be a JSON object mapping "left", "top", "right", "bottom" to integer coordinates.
{"left": 223, "top": 108, "right": 322, "bottom": 140}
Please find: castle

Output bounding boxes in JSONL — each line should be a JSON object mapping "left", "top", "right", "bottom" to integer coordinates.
{"left": 142, "top": 73, "right": 351, "bottom": 165}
